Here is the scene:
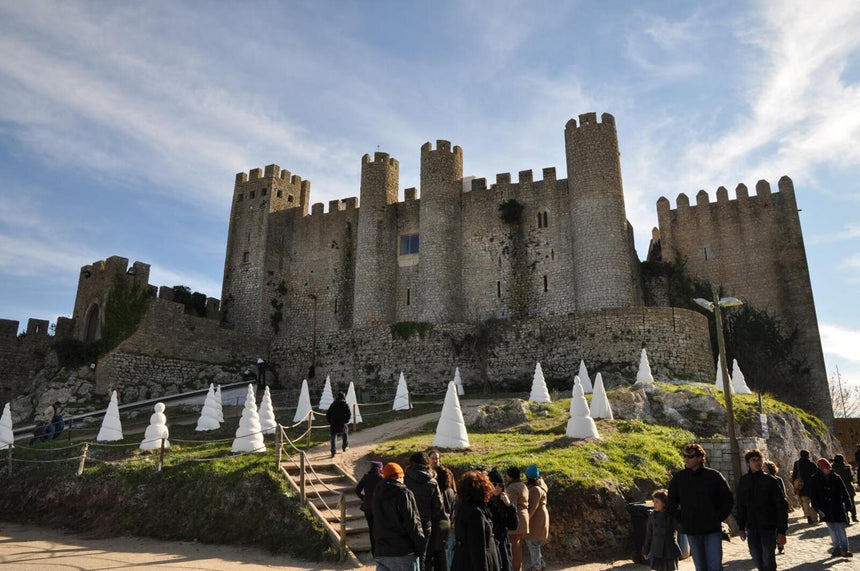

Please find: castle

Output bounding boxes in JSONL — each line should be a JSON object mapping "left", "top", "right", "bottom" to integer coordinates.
{"left": 0, "top": 112, "right": 833, "bottom": 425}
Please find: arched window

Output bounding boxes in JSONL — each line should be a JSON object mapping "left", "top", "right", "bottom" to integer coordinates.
{"left": 83, "top": 303, "right": 100, "bottom": 343}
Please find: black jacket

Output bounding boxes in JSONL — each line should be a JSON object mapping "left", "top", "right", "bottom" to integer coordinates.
{"left": 372, "top": 479, "right": 426, "bottom": 557}
{"left": 810, "top": 472, "right": 852, "bottom": 523}
{"left": 356, "top": 470, "right": 383, "bottom": 512}
{"left": 734, "top": 469, "right": 789, "bottom": 533}
{"left": 404, "top": 465, "right": 446, "bottom": 528}
{"left": 791, "top": 457, "right": 818, "bottom": 497}
{"left": 487, "top": 495, "right": 518, "bottom": 540}
{"left": 667, "top": 465, "right": 734, "bottom": 535}
{"left": 643, "top": 510, "right": 681, "bottom": 560}
{"left": 326, "top": 398, "right": 351, "bottom": 434}
{"left": 832, "top": 462, "right": 856, "bottom": 499}
{"left": 452, "top": 500, "right": 501, "bottom": 571}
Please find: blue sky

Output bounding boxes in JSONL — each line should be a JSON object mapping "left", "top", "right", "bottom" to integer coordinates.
{"left": 1, "top": 1, "right": 858, "bottom": 391}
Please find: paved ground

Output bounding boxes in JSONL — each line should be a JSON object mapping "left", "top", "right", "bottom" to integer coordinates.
{"left": 2, "top": 510, "right": 859, "bottom": 569}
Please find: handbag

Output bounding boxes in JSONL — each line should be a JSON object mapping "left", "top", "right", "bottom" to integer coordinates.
{"left": 792, "top": 477, "right": 804, "bottom": 494}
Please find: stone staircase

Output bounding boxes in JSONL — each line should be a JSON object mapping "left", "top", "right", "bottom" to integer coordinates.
{"left": 279, "top": 454, "right": 370, "bottom": 566}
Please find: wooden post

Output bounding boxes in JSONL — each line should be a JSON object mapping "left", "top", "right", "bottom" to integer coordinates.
{"left": 6, "top": 446, "right": 11, "bottom": 477}
{"left": 77, "top": 442, "right": 89, "bottom": 476}
{"left": 339, "top": 493, "right": 347, "bottom": 561}
{"left": 157, "top": 437, "right": 166, "bottom": 472}
{"left": 408, "top": 392, "right": 413, "bottom": 411}
{"left": 352, "top": 404, "right": 357, "bottom": 432}
{"left": 299, "top": 453, "right": 307, "bottom": 504}
{"left": 275, "top": 426, "right": 283, "bottom": 468}
{"left": 306, "top": 413, "right": 313, "bottom": 448}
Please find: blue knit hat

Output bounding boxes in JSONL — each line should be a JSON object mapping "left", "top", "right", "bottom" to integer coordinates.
{"left": 525, "top": 464, "right": 540, "bottom": 479}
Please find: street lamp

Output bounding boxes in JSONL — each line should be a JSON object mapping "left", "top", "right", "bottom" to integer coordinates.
{"left": 694, "top": 291, "right": 744, "bottom": 485}
{"left": 308, "top": 294, "right": 318, "bottom": 379}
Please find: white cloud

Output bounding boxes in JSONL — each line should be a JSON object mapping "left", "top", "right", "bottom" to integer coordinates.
{"left": 820, "top": 323, "right": 860, "bottom": 366}
{"left": 0, "top": 234, "right": 99, "bottom": 279}
{"left": 812, "top": 223, "right": 860, "bottom": 244}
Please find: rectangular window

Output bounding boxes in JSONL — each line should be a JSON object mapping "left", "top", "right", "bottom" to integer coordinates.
{"left": 262, "top": 187, "right": 268, "bottom": 196}
{"left": 277, "top": 190, "right": 283, "bottom": 198}
{"left": 406, "top": 288, "right": 411, "bottom": 306}
{"left": 537, "top": 213, "right": 542, "bottom": 228}
{"left": 497, "top": 281, "right": 501, "bottom": 298}
{"left": 543, "top": 212, "right": 549, "bottom": 227}
{"left": 242, "top": 251, "right": 250, "bottom": 263}
{"left": 237, "top": 193, "right": 244, "bottom": 202}
{"left": 334, "top": 298, "right": 338, "bottom": 314}
{"left": 288, "top": 194, "right": 294, "bottom": 203}
{"left": 543, "top": 275, "right": 548, "bottom": 292}
{"left": 399, "top": 234, "right": 419, "bottom": 255}
{"left": 250, "top": 191, "right": 256, "bottom": 199}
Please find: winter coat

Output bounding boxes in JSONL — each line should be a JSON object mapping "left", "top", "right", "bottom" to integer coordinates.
{"left": 404, "top": 465, "right": 446, "bottom": 528}
{"left": 326, "top": 398, "right": 351, "bottom": 434}
{"left": 734, "top": 469, "right": 789, "bottom": 533}
{"left": 356, "top": 470, "right": 383, "bottom": 512}
{"left": 506, "top": 480, "right": 529, "bottom": 536}
{"left": 643, "top": 510, "right": 681, "bottom": 560}
{"left": 488, "top": 495, "right": 518, "bottom": 540}
{"left": 667, "top": 465, "right": 734, "bottom": 536}
{"left": 791, "top": 457, "right": 818, "bottom": 497}
{"left": 809, "top": 472, "right": 852, "bottom": 523}
{"left": 372, "top": 478, "right": 426, "bottom": 557}
{"left": 428, "top": 486, "right": 456, "bottom": 552}
{"left": 452, "top": 500, "right": 501, "bottom": 571}
{"left": 832, "top": 462, "right": 856, "bottom": 498}
{"left": 525, "top": 478, "right": 549, "bottom": 543}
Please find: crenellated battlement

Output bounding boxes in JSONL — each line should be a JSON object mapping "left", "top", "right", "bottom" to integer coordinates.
{"left": 157, "top": 286, "right": 221, "bottom": 320}
{"left": 657, "top": 176, "right": 796, "bottom": 213}
{"left": 361, "top": 152, "right": 399, "bottom": 168}
{"left": 234, "top": 165, "right": 311, "bottom": 193}
{"left": 421, "top": 139, "right": 463, "bottom": 158}
{"left": 565, "top": 112, "right": 616, "bottom": 132}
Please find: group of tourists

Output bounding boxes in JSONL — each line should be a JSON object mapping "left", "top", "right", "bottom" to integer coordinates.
{"left": 643, "top": 442, "right": 858, "bottom": 571}
{"left": 354, "top": 449, "right": 550, "bottom": 571}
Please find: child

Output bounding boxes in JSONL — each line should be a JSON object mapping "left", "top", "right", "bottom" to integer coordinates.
{"left": 643, "top": 489, "right": 682, "bottom": 571}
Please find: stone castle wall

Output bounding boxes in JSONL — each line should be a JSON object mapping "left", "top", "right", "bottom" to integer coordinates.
{"left": 0, "top": 319, "right": 53, "bottom": 403}
{"left": 269, "top": 307, "right": 714, "bottom": 399}
{"left": 656, "top": 176, "right": 832, "bottom": 424}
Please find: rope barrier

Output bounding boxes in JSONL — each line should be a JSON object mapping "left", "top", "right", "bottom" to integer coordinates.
{"left": 11, "top": 442, "right": 86, "bottom": 452}
{"left": 11, "top": 456, "right": 82, "bottom": 464}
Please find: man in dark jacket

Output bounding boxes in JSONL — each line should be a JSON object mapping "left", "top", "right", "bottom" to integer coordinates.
{"left": 832, "top": 454, "right": 857, "bottom": 522}
{"left": 810, "top": 458, "right": 853, "bottom": 558}
{"left": 404, "top": 451, "right": 446, "bottom": 571}
{"left": 668, "top": 443, "right": 734, "bottom": 571}
{"left": 373, "top": 462, "right": 425, "bottom": 570}
{"left": 734, "top": 449, "right": 788, "bottom": 571}
{"left": 791, "top": 449, "right": 819, "bottom": 523}
{"left": 325, "top": 391, "right": 351, "bottom": 458}
{"left": 487, "top": 468, "right": 518, "bottom": 571}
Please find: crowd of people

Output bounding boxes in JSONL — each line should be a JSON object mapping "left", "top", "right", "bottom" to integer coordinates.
{"left": 355, "top": 449, "right": 551, "bottom": 571}
{"left": 641, "top": 443, "right": 858, "bottom": 571}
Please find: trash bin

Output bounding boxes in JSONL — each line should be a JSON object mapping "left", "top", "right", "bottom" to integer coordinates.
{"left": 627, "top": 502, "right": 653, "bottom": 564}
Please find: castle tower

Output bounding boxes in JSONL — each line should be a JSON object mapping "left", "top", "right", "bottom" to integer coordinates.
{"left": 222, "top": 164, "right": 309, "bottom": 336}
{"left": 418, "top": 140, "right": 463, "bottom": 323}
{"left": 353, "top": 152, "right": 399, "bottom": 327}
{"left": 565, "top": 113, "right": 636, "bottom": 309}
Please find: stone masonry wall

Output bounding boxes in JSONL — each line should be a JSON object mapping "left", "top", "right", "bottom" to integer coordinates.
{"left": 0, "top": 319, "right": 52, "bottom": 403}
{"left": 656, "top": 177, "right": 832, "bottom": 425}
{"left": 95, "top": 298, "right": 268, "bottom": 392}
{"left": 269, "top": 307, "right": 714, "bottom": 400}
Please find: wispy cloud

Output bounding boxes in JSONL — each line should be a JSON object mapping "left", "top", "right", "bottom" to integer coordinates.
{"left": 0, "top": 234, "right": 99, "bottom": 279}
{"left": 820, "top": 323, "right": 860, "bottom": 388}
{"left": 813, "top": 223, "right": 860, "bottom": 243}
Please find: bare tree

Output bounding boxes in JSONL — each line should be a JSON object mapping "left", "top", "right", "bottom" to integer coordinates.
{"left": 830, "top": 370, "right": 860, "bottom": 418}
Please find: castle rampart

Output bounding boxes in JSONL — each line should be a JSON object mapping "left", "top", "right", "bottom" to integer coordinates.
{"left": 656, "top": 176, "right": 831, "bottom": 424}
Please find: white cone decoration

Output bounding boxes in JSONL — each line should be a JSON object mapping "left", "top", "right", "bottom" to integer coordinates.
{"left": 258, "top": 386, "right": 277, "bottom": 435}
{"left": 590, "top": 373, "right": 614, "bottom": 420}
{"left": 566, "top": 379, "right": 600, "bottom": 439}
{"left": 140, "top": 402, "right": 170, "bottom": 450}
{"left": 635, "top": 349, "right": 655, "bottom": 385}
{"left": 214, "top": 385, "right": 224, "bottom": 422}
{"left": 0, "top": 403, "right": 14, "bottom": 450}
{"left": 293, "top": 379, "right": 313, "bottom": 423}
{"left": 195, "top": 384, "right": 221, "bottom": 432}
{"left": 569, "top": 377, "right": 582, "bottom": 417}
{"left": 714, "top": 356, "right": 730, "bottom": 392}
{"left": 318, "top": 375, "right": 334, "bottom": 411}
{"left": 346, "top": 382, "right": 363, "bottom": 424}
{"left": 393, "top": 372, "right": 412, "bottom": 411}
{"left": 731, "top": 359, "right": 752, "bottom": 394}
{"left": 578, "top": 360, "right": 594, "bottom": 394}
{"left": 97, "top": 390, "right": 124, "bottom": 441}
{"left": 232, "top": 385, "right": 266, "bottom": 453}
{"left": 529, "top": 362, "right": 552, "bottom": 403}
{"left": 433, "top": 382, "right": 470, "bottom": 449}
{"left": 454, "top": 367, "right": 465, "bottom": 395}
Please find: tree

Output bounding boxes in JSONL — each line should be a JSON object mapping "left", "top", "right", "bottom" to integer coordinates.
{"left": 830, "top": 372, "right": 860, "bottom": 418}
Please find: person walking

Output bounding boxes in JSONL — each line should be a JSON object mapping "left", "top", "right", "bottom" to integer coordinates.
{"left": 404, "top": 451, "right": 447, "bottom": 571}
{"left": 854, "top": 444, "right": 860, "bottom": 484}
{"left": 373, "top": 462, "right": 426, "bottom": 571}
{"left": 357, "top": 460, "right": 384, "bottom": 556}
{"left": 734, "top": 449, "right": 788, "bottom": 571}
{"left": 762, "top": 460, "right": 787, "bottom": 555}
{"left": 667, "top": 443, "right": 734, "bottom": 571}
{"left": 831, "top": 454, "right": 858, "bottom": 522}
{"left": 326, "top": 391, "right": 351, "bottom": 458}
{"left": 524, "top": 464, "right": 549, "bottom": 571}
{"left": 642, "top": 489, "right": 681, "bottom": 571}
{"left": 791, "top": 450, "right": 819, "bottom": 523}
{"left": 505, "top": 467, "right": 529, "bottom": 571}
{"left": 487, "top": 468, "right": 518, "bottom": 571}
{"left": 428, "top": 465, "right": 456, "bottom": 571}
{"left": 451, "top": 470, "right": 501, "bottom": 571}
{"left": 810, "top": 458, "right": 854, "bottom": 558}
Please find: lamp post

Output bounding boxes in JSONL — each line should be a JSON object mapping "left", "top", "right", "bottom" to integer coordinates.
{"left": 694, "top": 290, "right": 744, "bottom": 485}
{"left": 308, "top": 294, "right": 318, "bottom": 379}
